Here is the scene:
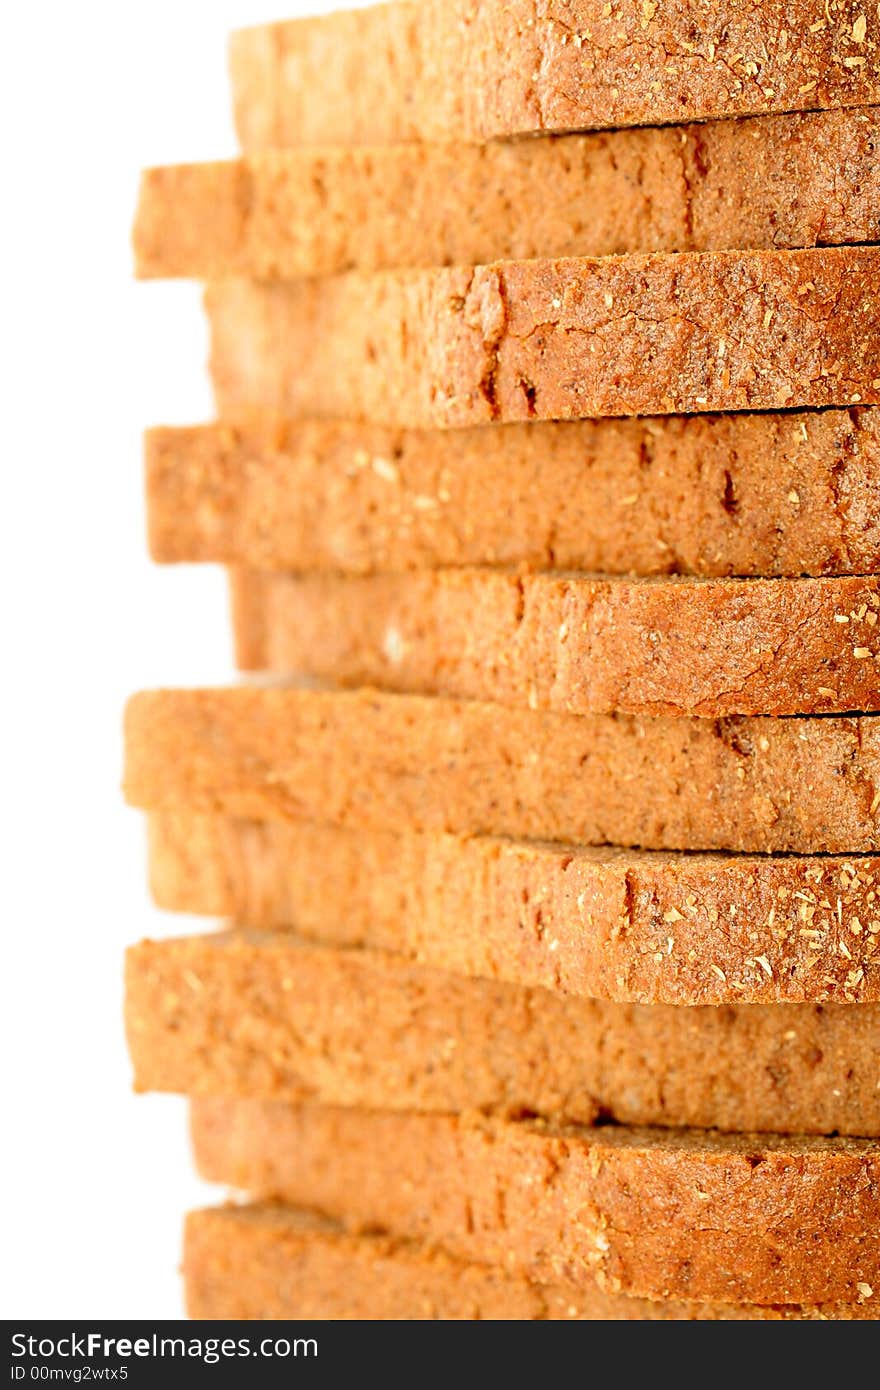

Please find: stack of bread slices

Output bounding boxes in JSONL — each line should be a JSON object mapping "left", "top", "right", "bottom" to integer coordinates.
{"left": 125, "top": 0, "right": 880, "bottom": 1320}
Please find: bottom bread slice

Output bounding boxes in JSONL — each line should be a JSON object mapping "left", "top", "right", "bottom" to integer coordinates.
{"left": 125, "top": 931, "right": 880, "bottom": 1135}
{"left": 185, "top": 1205, "right": 876, "bottom": 1321}
{"left": 190, "top": 1101, "right": 880, "bottom": 1307}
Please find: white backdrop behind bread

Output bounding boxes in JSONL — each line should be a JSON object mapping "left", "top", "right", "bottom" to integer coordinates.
{"left": 0, "top": 0, "right": 360, "bottom": 1318}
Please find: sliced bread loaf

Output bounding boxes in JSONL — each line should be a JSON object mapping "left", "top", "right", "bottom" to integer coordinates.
{"left": 230, "top": 2, "right": 880, "bottom": 146}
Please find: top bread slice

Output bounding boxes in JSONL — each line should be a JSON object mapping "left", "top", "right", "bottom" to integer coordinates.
{"left": 230, "top": 2, "right": 880, "bottom": 147}
{"left": 135, "top": 106, "right": 880, "bottom": 279}
{"left": 208, "top": 247, "right": 880, "bottom": 428}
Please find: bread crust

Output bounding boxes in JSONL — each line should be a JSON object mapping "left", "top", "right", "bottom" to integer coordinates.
{"left": 229, "top": 568, "right": 880, "bottom": 717}
{"left": 125, "top": 931, "right": 880, "bottom": 1135}
{"left": 190, "top": 1098, "right": 880, "bottom": 1305}
{"left": 229, "top": 2, "right": 880, "bottom": 146}
{"left": 144, "top": 408, "right": 880, "bottom": 579}
{"left": 135, "top": 108, "right": 880, "bottom": 279}
{"left": 123, "top": 687, "right": 880, "bottom": 854}
{"left": 184, "top": 1204, "right": 877, "bottom": 1320}
{"left": 207, "top": 248, "right": 880, "bottom": 428}
{"left": 148, "top": 811, "right": 880, "bottom": 1005}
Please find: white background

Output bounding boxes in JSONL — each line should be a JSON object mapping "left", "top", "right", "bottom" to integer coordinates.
{"left": 0, "top": 0, "right": 362, "bottom": 1319}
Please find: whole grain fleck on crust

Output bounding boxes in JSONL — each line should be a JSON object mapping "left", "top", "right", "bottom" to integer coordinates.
{"left": 144, "top": 408, "right": 880, "bottom": 579}
{"left": 125, "top": 931, "right": 880, "bottom": 1135}
{"left": 207, "top": 247, "right": 880, "bottom": 428}
{"left": 191, "top": 1098, "right": 880, "bottom": 1305}
{"left": 230, "top": 568, "right": 880, "bottom": 718}
{"left": 123, "top": 686, "right": 880, "bottom": 854}
{"left": 184, "top": 1204, "right": 877, "bottom": 1320}
{"left": 230, "top": 2, "right": 880, "bottom": 147}
{"left": 148, "top": 811, "right": 880, "bottom": 1005}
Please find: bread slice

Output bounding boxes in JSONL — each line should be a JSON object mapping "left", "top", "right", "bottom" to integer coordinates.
{"left": 145, "top": 408, "right": 880, "bottom": 579}
{"left": 123, "top": 687, "right": 880, "bottom": 854}
{"left": 230, "top": 568, "right": 880, "bottom": 718}
{"left": 148, "top": 811, "right": 880, "bottom": 1005}
{"left": 230, "top": 2, "right": 880, "bottom": 147}
{"left": 208, "top": 247, "right": 880, "bottom": 428}
{"left": 125, "top": 931, "right": 880, "bottom": 1135}
{"left": 191, "top": 1099, "right": 880, "bottom": 1305}
{"left": 185, "top": 1204, "right": 875, "bottom": 1320}
{"left": 136, "top": 107, "right": 880, "bottom": 280}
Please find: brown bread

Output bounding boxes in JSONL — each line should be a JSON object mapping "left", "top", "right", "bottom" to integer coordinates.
{"left": 123, "top": 687, "right": 880, "bottom": 854}
{"left": 230, "top": 2, "right": 880, "bottom": 147}
{"left": 148, "top": 811, "right": 880, "bottom": 1005}
{"left": 208, "top": 247, "right": 880, "bottom": 428}
{"left": 185, "top": 1205, "right": 876, "bottom": 1320}
{"left": 191, "top": 1099, "right": 880, "bottom": 1305}
{"left": 126, "top": 931, "right": 880, "bottom": 1135}
{"left": 144, "top": 408, "right": 880, "bottom": 579}
{"left": 230, "top": 568, "right": 880, "bottom": 718}
{"left": 135, "top": 108, "right": 880, "bottom": 279}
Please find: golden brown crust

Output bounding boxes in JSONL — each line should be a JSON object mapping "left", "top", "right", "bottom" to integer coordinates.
{"left": 185, "top": 1205, "right": 876, "bottom": 1320}
{"left": 136, "top": 108, "right": 880, "bottom": 279}
{"left": 125, "top": 931, "right": 880, "bottom": 1135}
{"left": 148, "top": 811, "right": 880, "bottom": 1005}
{"left": 207, "top": 248, "right": 880, "bottom": 428}
{"left": 144, "top": 409, "right": 880, "bottom": 579}
{"left": 191, "top": 1100, "right": 880, "bottom": 1305}
{"left": 230, "top": 2, "right": 880, "bottom": 147}
{"left": 123, "top": 687, "right": 880, "bottom": 854}
{"left": 230, "top": 568, "right": 880, "bottom": 718}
